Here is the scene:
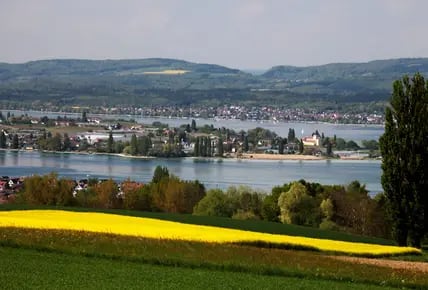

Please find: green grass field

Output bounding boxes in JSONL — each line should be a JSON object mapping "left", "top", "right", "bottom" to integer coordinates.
{"left": 1, "top": 227, "right": 426, "bottom": 289}
{"left": 0, "top": 206, "right": 426, "bottom": 289}
{"left": 1, "top": 247, "right": 399, "bottom": 290}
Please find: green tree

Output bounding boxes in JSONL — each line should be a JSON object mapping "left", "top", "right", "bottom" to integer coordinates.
{"left": 194, "top": 137, "right": 200, "bottom": 156}
{"left": 130, "top": 134, "right": 138, "bottom": 155}
{"left": 278, "top": 182, "right": 320, "bottom": 226}
{"left": 287, "top": 128, "right": 295, "bottom": 143}
{"left": 63, "top": 133, "right": 71, "bottom": 151}
{"left": 261, "top": 190, "right": 282, "bottom": 222}
{"left": 107, "top": 131, "right": 114, "bottom": 153}
{"left": 206, "top": 138, "right": 212, "bottom": 157}
{"left": 12, "top": 134, "right": 19, "bottom": 149}
{"left": 335, "top": 138, "right": 346, "bottom": 150}
{"left": 191, "top": 119, "right": 197, "bottom": 131}
{"left": 81, "top": 111, "right": 88, "bottom": 122}
{"left": 114, "top": 141, "right": 125, "bottom": 154}
{"left": 193, "top": 189, "right": 233, "bottom": 217}
{"left": 0, "top": 131, "right": 6, "bottom": 148}
{"left": 138, "top": 136, "right": 152, "bottom": 156}
{"left": 362, "top": 140, "right": 379, "bottom": 150}
{"left": 243, "top": 136, "right": 249, "bottom": 152}
{"left": 49, "top": 133, "right": 62, "bottom": 151}
{"left": 93, "top": 179, "right": 120, "bottom": 209}
{"left": 346, "top": 140, "right": 360, "bottom": 150}
{"left": 326, "top": 141, "right": 333, "bottom": 156}
{"left": 278, "top": 138, "right": 284, "bottom": 154}
{"left": 217, "top": 137, "right": 224, "bottom": 157}
{"left": 379, "top": 73, "right": 428, "bottom": 248}
{"left": 152, "top": 166, "right": 169, "bottom": 183}
{"left": 298, "top": 139, "right": 304, "bottom": 154}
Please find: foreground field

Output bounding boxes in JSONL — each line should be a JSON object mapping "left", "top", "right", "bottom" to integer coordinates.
{"left": 1, "top": 227, "right": 427, "bottom": 289}
{"left": 1, "top": 247, "right": 399, "bottom": 290}
{"left": 0, "top": 210, "right": 419, "bottom": 256}
{"left": 0, "top": 208, "right": 426, "bottom": 288}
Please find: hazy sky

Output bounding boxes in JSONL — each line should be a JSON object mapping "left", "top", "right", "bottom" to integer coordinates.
{"left": 1, "top": 0, "right": 427, "bottom": 69}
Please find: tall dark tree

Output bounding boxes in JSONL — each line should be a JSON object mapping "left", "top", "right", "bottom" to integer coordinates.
{"left": 191, "top": 119, "right": 197, "bottom": 131}
{"left": 107, "top": 131, "right": 114, "bottom": 153}
{"left": 194, "top": 137, "right": 200, "bottom": 156}
{"left": 138, "top": 136, "right": 152, "bottom": 156}
{"left": 152, "top": 166, "right": 169, "bottom": 183}
{"left": 326, "top": 141, "right": 333, "bottom": 157}
{"left": 49, "top": 133, "right": 62, "bottom": 151}
{"left": 63, "top": 133, "right": 71, "bottom": 151}
{"left": 243, "top": 136, "right": 249, "bottom": 152}
{"left": 206, "top": 138, "right": 212, "bottom": 157}
{"left": 287, "top": 128, "right": 295, "bottom": 143}
{"left": 217, "top": 137, "right": 224, "bottom": 157}
{"left": 12, "top": 134, "right": 19, "bottom": 149}
{"left": 81, "top": 111, "right": 88, "bottom": 122}
{"left": 379, "top": 73, "right": 428, "bottom": 248}
{"left": 298, "top": 139, "right": 304, "bottom": 154}
{"left": 278, "top": 138, "right": 284, "bottom": 154}
{"left": 0, "top": 131, "right": 6, "bottom": 148}
{"left": 130, "top": 134, "right": 138, "bottom": 155}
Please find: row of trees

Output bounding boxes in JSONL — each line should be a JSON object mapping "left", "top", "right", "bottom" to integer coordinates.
{"left": 18, "top": 167, "right": 206, "bottom": 215}
{"left": 16, "top": 168, "right": 389, "bottom": 238}
{"left": 194, "top": 180, "right": 389, "bottom": 238}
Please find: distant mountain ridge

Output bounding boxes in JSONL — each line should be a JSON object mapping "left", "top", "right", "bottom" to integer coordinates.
{"left": 0, "top": 58, "right": 241, "bottom": 79}
{"left": 262, "top": 58, "right": 428, "bottom": 80}
{"left": 0, "top": 57, "right": 427, "bottom": 107}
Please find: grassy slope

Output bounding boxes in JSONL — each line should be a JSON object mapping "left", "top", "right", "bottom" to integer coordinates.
{"left": 1, "top": 247, "right": 399, "bottom": 290}
{"left": 1, "top": 227, "right": 426, "bottom": 288}
{"left": 0, "top": 204, "right": 394, "bottom": 245}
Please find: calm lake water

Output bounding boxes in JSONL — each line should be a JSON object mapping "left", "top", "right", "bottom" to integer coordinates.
{"left": 0, "top": 151, "right": 382, "bottom": 194}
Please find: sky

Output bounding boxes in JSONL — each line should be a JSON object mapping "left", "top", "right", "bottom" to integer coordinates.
{"left": 1, "top": 0, "right": 427, "bottom": 69}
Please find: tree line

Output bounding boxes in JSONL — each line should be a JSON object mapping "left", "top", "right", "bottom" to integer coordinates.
{"left": 15, "top": 168, "right": 391, "bottom": 239}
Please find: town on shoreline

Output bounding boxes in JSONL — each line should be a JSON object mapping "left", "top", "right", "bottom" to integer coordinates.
{"left": 0, "top": 110, "right": 381, "bottom": 162}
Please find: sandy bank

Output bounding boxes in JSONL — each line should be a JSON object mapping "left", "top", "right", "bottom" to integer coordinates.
{"left": 238, "top": 153, "right": 324, "bottom": 161}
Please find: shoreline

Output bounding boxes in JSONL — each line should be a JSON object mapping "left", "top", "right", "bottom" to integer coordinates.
{"left": 238, "top": 153, "right": 325, "bottom": 161}
{"left": 1, "top": 148, "right": 378, "bottom": 161}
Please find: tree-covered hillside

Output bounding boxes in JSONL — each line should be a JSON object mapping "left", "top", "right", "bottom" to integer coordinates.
{"left": 0, "top": 58, "right": 427, "bottom": 107}
{"left": 261, "top": 58, "right": 428, "bottom": 102}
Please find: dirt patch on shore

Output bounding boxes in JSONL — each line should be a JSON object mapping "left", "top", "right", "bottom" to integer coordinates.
{"left": 332, "top": 256, "right": 428, "bottom": 273}
{"left": 239, "top": 153, "right": 324, "bottom": 161}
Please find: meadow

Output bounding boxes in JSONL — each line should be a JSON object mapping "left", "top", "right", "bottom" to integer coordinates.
{"left": 1, "top": 247, "right": 399, "bottom": 290}
{"left": 0, "top": 206, "right": 427, "bottom": 289}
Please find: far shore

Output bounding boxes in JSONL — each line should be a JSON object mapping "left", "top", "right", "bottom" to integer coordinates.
{"left": 238, "top": 153, "right": 324, "bottom": 161}
{"left": 1, "top": 148, "right": 377, "bottom": 161}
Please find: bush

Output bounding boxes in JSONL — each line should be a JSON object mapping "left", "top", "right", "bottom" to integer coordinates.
{"left": 232, "top": 210, "right": 260, "bottom": 220}
{"left": 319, "top": 220, "right": 339, "bottom": 231}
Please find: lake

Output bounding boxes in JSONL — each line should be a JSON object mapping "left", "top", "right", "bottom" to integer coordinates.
{"left": 0, "top": 151, "right": 383, "bottom": 194}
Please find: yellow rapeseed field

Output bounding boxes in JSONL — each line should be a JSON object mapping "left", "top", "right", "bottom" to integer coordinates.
{"left": 143, "top": 70, "right": 189, "bottom": 75}
{"left": 0, "top": 210, "right": 420, "bottom": 256}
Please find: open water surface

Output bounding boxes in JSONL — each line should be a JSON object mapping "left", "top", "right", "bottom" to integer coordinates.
{"left": 0, "top": 151, "right": 382, "bottom": 194}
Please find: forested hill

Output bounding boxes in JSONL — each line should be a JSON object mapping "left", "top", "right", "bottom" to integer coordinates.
{"left": 263, "top": 58, "right": 428, "bottom": 80}
{"left": 0, "top": 58, "right": 427, "bottom": 107}
{"left": 260, "top": 58, "right": 428, "bottom": 102}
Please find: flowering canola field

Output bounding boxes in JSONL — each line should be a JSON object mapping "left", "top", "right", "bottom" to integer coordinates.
{"left": 0, "top": 210, "right": 420, "bottom": 256}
